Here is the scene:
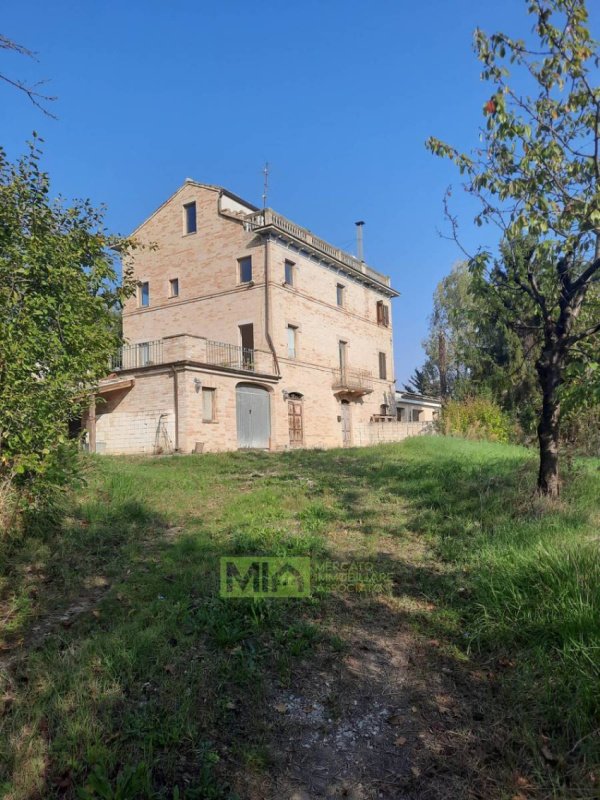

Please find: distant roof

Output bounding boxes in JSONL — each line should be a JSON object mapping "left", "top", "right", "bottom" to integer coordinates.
{"left": 396, "top": 390, "right": 442, "bottom": 407}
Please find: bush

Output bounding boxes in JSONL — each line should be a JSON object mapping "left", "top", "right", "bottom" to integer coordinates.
{"left": 561, "top": 405, "right": 600, "bottom": 456}
{"left": 439, "top": 395, "right": 513, "bottom": 443}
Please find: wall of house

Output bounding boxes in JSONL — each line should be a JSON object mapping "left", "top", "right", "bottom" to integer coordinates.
{"left": 396, "top": 404, "right": 439, "bottom": 423}
{"left": 268, "top": 238, "right": 395, "bottom": 381}
{"left": 123, "top": 183, "right": 269, "bottom": 351}
{"left": 92, "top": 371, "right": 176, "bottom": 454}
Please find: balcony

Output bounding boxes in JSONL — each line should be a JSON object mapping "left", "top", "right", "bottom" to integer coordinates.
{"left": 246, "top": 208, "right": 394, "bottom": 291}
{"left": 111, "top": 339, "right": 164, "bottom": 370}
{"left": 110, "top": 334, "right": 277, "bottom": 376}
{"left": 332, "top": 367, "right": 373, "bottom": 397}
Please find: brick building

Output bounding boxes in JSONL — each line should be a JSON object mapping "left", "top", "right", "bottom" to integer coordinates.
{"left": 86, "top": 180, "right": 424, "bottom": 454}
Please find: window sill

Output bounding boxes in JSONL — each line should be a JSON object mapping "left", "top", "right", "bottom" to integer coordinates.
{"left": 182, "top": 231, "right": 197, "bottom": 237}
{"left": 239, "top": 280, "right": 254, "bottom": 287}
{"left": 202, "top": 420, "right": 218, "bottom": 424}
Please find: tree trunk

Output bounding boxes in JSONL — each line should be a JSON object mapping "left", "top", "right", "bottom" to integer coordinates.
{"left": 536, "top": 359, "right": 561, "bottom": 497}
{"left": 438, "top": 331, "right": 448, "bottom": 398}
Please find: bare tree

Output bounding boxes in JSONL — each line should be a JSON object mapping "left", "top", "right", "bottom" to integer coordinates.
{"left": 0, "top": 34, "right": 56, "bottom": 117}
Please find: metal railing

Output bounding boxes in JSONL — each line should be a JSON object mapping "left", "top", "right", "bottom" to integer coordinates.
{"left": 111, "top": 336, "right": 276, "bottom": 375}
{"left": 111, "top": 339, "right": 163, "bottom": 370}
{"left": 247, "top": 208, "right": 391, "bottom": 287}
{"left": 205, "top": 340, "right": 256, "bottom": 372}
{"left": 332, "top": 367, "right": 374, "bottom": 393}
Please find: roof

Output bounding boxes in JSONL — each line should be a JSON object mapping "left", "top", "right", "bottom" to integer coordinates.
{"left": 395, "top": 391, "right": 442, "bottom": 407}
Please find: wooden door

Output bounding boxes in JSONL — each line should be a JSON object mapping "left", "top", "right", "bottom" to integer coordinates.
{"left": 288, "top": 400, "right": 303, "bottom": 446}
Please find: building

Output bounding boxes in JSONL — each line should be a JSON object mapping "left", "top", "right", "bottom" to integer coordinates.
{"left": 395, "top": 391, "right": 441, "bottom": 423}
{"left": 85, "top": 180, "right": 421, "bottom": 454}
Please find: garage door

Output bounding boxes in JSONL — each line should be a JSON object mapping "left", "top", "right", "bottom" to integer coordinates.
{"left": 236, "top": 384, "right": 271, "bottom": 449}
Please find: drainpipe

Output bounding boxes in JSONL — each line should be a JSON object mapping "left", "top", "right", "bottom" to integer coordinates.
{"left": 171, "top": 366, "right": 179, "bottom": 451}
{"left": 264, "top": 236, "right": 280, "bottom": 375}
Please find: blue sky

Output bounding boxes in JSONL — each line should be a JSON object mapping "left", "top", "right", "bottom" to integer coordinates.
{"left": 3, "top": 0, "right": 593, "bottom": 384}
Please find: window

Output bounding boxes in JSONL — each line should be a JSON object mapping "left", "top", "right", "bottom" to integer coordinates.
{"left": 184, "top": 202, "right": 197, "bottom": 234}
{"left": 239, "top": 256, "right": 253, "bottom": 283}
{"left": 378, "top": 352, "right": 387, "bottom": 380}
{"left": 338, "top": 340, "right": 347, "bottom": 372}
{"left": 202, "top": 388, "right": 215, "bottom": 421}
{"left": 139, "top": 281, "right": 149, "bottom": 307}
{"left": 397, "top": 407, "right": 406, "bottom": 422}
{"left": 376, "top": 300, "right": 389, "bottom": 327}
{"left": 287, "top": 325, "right": 297, "bottom": 359}
{"left": 379, "top": 404, "right": 389, "bottom": 416}
{"left": 411, "top": 408, "right": 422, "bottom": 422}
{"left": 169, "top": 278, "right": 179, "bottom": 298}
{"left": 138, "top": 342, "right": 151, "bottom": 366}
{"left": 284, "top": 260, "right": 294, "bottom": 286}
{"left": 336, "top": 283, "right": 345, "bottom": 307}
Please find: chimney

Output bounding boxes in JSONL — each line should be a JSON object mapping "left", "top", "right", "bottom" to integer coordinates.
{"left": 355, "top": 220, "right": 365, "bottom": 262}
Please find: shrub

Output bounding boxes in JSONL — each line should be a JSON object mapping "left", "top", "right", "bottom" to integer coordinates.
{"left": 440, "top": 395, "right": 513, "bottom": 443}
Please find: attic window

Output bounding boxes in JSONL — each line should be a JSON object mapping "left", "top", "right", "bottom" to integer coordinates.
{"left": 184, "top": 202, "right": 197, "bottom": 234}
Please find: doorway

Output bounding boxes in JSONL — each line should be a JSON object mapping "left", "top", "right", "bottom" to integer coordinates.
{"left": 236, "top": 383, "right": 270, "bottom": 448}
{"left": 340, "top": 400, "right": 352, "bottom": 447}
{"left": 288, "top": 395, "right": 304, "bottom": 446}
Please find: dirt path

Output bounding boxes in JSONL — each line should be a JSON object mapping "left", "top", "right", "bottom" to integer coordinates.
{"left": 230, "top": 599, "right": 501, "bottom": 800}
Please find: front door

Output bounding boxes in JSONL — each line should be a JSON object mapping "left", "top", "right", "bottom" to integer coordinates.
{"left": 340, "top": 400, "right": 352, "bottom": 447}
{"left": 288, "top": 399, "right": 303, "bottom": 446}
{"left": 236, "top": 384, "right": 270, "bottom": 448}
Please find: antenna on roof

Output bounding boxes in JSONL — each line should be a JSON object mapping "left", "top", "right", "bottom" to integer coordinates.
{"left": 262, "top": 162, "right": 269, "bottom": 208}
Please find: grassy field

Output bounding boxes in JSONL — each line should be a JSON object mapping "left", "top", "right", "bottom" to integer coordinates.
{"left": 0, "top": 437, "right": 598, "bottom": 799}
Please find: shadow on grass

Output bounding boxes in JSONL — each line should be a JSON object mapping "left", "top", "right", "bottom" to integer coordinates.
{"left": 1, "top": 440, "right": 598, "bottom": 799}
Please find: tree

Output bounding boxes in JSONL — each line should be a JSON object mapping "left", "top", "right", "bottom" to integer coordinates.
{"left": 0, "top": 34, "right": 56, "bottom": 116}
{"left": 403, "top": 362, "right": 440, "bottom": 396}
{"left": 0, "top": 139, "right": 135, "bottom": 512}
{"left": 428, "top": 0, "right": 600, "bottom": 496}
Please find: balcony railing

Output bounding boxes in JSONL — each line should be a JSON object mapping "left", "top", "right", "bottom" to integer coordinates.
{"left": 205, "top": 340, "right": 256, "bottom": 372}
{"left": 332, "top": 367, "right": 374, "bottom": 395}
{"left": 247, "top": 208, "right": 391, "bottom": 288}
{"left": 111, "top": 339, "right": 163, "bottom": 370}
{"left": 110, "top": 335, "right": 276, "bottom": 375}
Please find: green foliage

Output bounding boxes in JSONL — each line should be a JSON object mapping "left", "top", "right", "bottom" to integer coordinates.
{"left": 440, "top": 395, "right": 514, "bottom": 442}
{"left": 0, "top": 138, "right": 136, "bottom": 516}
{"left": 426, "top": 0, "right": 600, "bottom": 492}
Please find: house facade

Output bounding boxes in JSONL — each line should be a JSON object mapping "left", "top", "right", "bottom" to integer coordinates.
{"left": 395, "top": 391, "right": 441, "bottom": 423}
{"left": 86, "top": 180, "right": 405, "bottom": 454}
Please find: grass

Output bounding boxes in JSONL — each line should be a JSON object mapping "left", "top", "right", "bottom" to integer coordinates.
{"left": 0, "top": 437, "right": 599, "bottom": 798}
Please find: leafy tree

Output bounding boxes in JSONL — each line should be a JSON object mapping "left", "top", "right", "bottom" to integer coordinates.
{"left": 428, "top": 0, "right": 600, "bottom": 496}
{"left": 423, "top": 262, "right": 477, "bottom": 397}
{"left": 0, "top": 139, "right": 136, "bottom": 513}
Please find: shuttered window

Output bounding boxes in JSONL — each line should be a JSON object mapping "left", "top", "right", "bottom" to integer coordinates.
{"left": 378, "top": 352, "right": 387, "bottom": 380}
{"left": 376, "top": 301, "right": 389, "bottom": 326}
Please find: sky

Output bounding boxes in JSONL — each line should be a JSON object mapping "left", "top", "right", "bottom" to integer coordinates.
{"left": 3, "top": 0, "right": 595, "bottom": 384}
